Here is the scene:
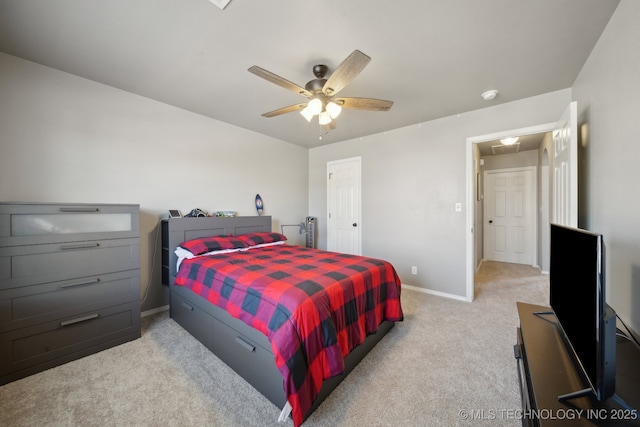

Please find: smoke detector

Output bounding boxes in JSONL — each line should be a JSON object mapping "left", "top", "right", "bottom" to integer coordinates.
{"left": 481, "top": 90, "right": 498, "bottom": 101}
{"left": 209, "top": 0, "right": 231, "bottom": 10}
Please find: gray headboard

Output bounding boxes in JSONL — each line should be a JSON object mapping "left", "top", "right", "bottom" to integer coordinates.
{"left": 161, "top": 216, "right": 272, "bottom": 286}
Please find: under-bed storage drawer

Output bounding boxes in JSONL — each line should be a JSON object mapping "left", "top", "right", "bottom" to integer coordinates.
{"left": 211, "top": 314, "right": 286, "bottom": 407}
{"left": 170, "top": 290, "right": 215, "bottom": 350}
{"left": 0, "top": 301, "right": 140, "bottom": 382}
{"left": 170, "top": 287, "right": 285, "bottom": 407}
{"left": 0, "top": 270, "right": 140, "bottom": 332}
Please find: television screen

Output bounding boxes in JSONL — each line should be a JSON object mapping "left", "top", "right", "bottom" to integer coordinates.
{"left": 549, "top": 223, "right": 615, "bottom": 401}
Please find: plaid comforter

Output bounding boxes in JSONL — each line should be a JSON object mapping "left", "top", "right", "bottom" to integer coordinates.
{"left": 175, "top": 244, "right": 403, "bottom": 426}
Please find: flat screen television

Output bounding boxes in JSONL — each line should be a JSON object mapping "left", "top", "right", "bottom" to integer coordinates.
{"left": 549, "top": 223, "right": 616, "bottom": 402}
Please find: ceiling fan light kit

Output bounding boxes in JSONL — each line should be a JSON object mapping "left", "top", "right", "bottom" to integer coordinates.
{"left": 248, "top": 50, "right": 393, "bottom": 132}
{"left": 326, "top": 101, "right": 342, "bottom": 119}
{"left": 305, "top": 98, "right": 323, "bottom": 116}
{"left": 318, "top": 111, "right": 332, "bottom": 126}
{"left": 300, "top": 107, "right": 314, "bottom": 122}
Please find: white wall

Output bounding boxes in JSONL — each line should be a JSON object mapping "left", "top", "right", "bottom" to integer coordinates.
{"left": 571, "top": 0, "right": 640, "bottom": 335}
{"left": 309, "top": 89, "right": 571, "bottom": 298}
{"left": 0, "top": 52, "right": 309, "bottom": 312}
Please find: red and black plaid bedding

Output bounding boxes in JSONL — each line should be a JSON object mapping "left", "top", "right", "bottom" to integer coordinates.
{"left": 174, "top": 244, "right": 403, "bottom": 426}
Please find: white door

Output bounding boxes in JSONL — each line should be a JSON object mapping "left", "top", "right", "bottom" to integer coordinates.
{"left": 553, "top": 101, "right": 578, "bottom": 227}
{"left": 327, "top": 157, "right": 361, "bottom": 255}
{"left": 484, "top": 167, "right": 536, "bottom": 264}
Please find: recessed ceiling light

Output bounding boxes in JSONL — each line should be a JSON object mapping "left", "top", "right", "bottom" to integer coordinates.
{"left": 481, "top": 90, "right": 498, "bottom": 101}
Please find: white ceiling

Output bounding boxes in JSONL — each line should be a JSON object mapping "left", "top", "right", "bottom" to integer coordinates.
{"left": 0, "top": 0, "right": 619, "bottom": 148}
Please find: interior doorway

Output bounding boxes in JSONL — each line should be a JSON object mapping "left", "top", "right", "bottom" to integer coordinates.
{"left": 465, "top": 124, "right": 556, "bottom": 302}
{"left": 466, "top": 102, "right": 577, "bottom": 301}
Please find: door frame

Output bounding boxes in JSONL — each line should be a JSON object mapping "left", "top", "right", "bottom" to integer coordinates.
{"left": 465, "top": 122, "right": 555, "bottom": 302}
{"left": 540, "top": 149, "right": 550, "bottom": 273}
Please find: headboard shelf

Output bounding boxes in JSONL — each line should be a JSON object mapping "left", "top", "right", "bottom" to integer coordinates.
{"left": 161, "top": 216, "right": 272, "bottom": 286}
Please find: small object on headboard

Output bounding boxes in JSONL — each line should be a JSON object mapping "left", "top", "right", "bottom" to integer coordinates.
{"left": 185, "top": 208, "right": 208, "bottom": 217}
{"left": 255, "top": 194, "right": 264, "bottom": 216}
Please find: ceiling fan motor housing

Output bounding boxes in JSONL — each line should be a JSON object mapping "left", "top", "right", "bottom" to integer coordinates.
{"left": 305, "top": 64, "right": 330, "bottom": 93}
{"left": 305, "top": 78, "right": 327, "bottom": 93}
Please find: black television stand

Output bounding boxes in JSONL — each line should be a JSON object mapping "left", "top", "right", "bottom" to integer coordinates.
{"left": 558, "top": 387, "right": 594, "bottom": 402}
{"left": 557, "top": 389, "right": 635, "bottom": 413}
{"left": 515, "top": 302, "right": 640, "bottom": 426}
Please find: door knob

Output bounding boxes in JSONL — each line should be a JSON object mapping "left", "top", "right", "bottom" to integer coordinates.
{"left": 489, "top": 220, "right": 493, "bottom": 224}
{"left": 353, "top": 223, "right": 358, "bottom": 227}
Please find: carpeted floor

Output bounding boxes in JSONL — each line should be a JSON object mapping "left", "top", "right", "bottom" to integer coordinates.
{"left": 0, "top": 261, "right": 549, "bottom": 427}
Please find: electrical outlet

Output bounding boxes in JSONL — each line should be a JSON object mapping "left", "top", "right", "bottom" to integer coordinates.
{"left": 411, "top": 266, "right": 418, "bottom": 275}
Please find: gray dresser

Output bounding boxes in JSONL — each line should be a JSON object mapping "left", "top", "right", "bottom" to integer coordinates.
{"left": 0, "top": 202, "right": 141, "bottom": 385}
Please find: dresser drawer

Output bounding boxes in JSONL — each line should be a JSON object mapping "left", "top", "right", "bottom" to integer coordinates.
{"left": 0, "top": 301, "right": 141, "bottom": 379}
{"left": 0, "top": 270, "right": 140, "bottom": 332}
{"left": 0, "top": 203, "right": 139, "bottom": 247}
{"left": 0, "top": 238, "right": 139, "bottom": 290}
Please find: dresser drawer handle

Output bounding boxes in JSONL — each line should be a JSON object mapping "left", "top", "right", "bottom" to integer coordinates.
{"left": 60, "top": 243, "right": 100, "bottom": 250}
{"left": 235, "top": 336, "right": 256, "bottom": 352}
{"left": 60, "top": 313, "right": 99, "bottom": 327}
{"left": 181, "top": 302, "right": 194, "bottom": 311}
{"left": 59, "top": 207, "right": 100, "bottom": 212}
{"left": 60, "top": 278, "right": 101, "bottom": 289}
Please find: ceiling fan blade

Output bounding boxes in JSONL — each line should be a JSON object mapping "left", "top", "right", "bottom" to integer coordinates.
{"left": 335, "top": 97, "right": 393, "bottom": 111}
{"left": 322, "top": 50, "right": 371, "bottom": 96}
{"left": 248, "top": 66, "right": 312, "bottom": 98}
{"left": 261, "top": 103, "right": 307, "bottom": 118}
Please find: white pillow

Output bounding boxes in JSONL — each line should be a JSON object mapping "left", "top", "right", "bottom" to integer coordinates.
{"left": 174, "top": 246, "right": 244, "bottom": 270}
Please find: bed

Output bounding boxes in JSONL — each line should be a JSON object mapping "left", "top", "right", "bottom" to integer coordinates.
{"left": 161, "top": 216, "right": 403, "bottom": 426}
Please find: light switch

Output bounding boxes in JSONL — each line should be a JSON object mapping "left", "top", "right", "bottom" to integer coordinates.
{"left": 455, "top": 203, "right": 462, "bottom": 212}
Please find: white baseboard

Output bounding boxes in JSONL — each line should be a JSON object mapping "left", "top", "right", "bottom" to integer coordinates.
{"left": 402, "top": 284, "right": 470, "bottom": 302}
{"left": 141, "top": 305, "right": 169, "bottom": 317}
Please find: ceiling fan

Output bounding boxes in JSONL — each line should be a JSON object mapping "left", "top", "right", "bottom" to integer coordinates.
{"left": 248, "top": 50, "right": 393, "bottom": 131}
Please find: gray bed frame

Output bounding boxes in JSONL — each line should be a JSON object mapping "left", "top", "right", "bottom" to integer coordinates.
{"left": 161, "top": 216, "right": 395, "bottom": 421}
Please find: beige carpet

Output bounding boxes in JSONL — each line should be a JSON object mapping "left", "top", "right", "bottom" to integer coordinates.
{"left": 0, "top": 261, "right": 549, "bottom": 427}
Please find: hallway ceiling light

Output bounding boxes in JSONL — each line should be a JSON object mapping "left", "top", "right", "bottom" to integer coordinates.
{"left": 500, "top": 136, "right": 519, "bottom": 146}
